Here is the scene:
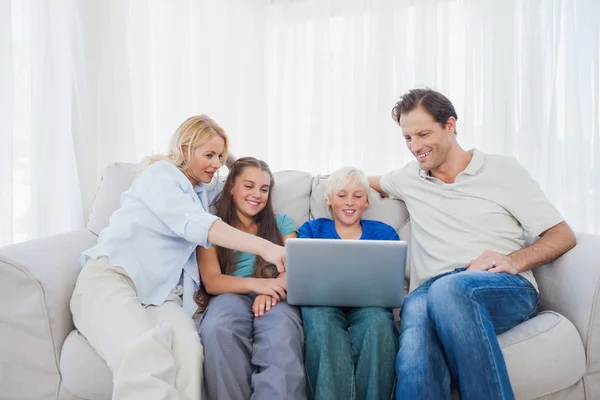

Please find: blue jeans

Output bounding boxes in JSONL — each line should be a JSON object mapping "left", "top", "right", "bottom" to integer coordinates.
{"left": 302, "top": 306, "right": 397, "bottom": 400}
{"left": 396, "top": 268, "right": 539, "bottom": 400}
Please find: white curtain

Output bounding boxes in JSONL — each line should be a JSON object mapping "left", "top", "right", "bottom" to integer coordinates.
{"left": 264, "top": 0, "right": 600, "bottom": 234}
{"left": 2, "top": 0, "right": 599, "bottom": 246}
{"left": 1, "top": 0, "right": 83, "bottom": 246}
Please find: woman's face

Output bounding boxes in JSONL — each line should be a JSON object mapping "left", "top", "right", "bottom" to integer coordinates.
{"left": 230, "top": 167, "right": 272, "bottom": 220}
{"left": 185, "top": 134, "right": 225, "bottom": 185}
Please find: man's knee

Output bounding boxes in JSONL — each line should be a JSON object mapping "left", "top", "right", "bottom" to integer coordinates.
{"left": 399, "top": 292, "right": 429, "bottom": 330}
{"left": 426, "top": 272, "right": 488, "bottom": 324}
{"left": 427, "top": 272, "right": 484, "bottom": 307}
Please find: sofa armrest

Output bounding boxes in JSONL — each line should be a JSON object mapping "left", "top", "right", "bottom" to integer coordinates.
{"left": 0, "top": 230, "right": 97, "bottom": 400}
{"left": 533, "top": 232, "right": 600, "bottom": 386}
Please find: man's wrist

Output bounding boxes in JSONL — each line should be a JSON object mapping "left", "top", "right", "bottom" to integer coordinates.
{"left": 508, "top": 253, "right": 525, "bottom": 273}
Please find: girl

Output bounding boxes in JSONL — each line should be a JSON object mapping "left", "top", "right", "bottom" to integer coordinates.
{"left": 300, "top": 166, "right": 399, "bottom": 400}
{"left": 196, "top": 157, "right": 306, "bottom": 400}
{"left": 70, "top": 116, "right": 285, "bottom": 400}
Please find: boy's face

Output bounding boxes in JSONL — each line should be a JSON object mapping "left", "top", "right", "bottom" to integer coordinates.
{"left": 326, "top": 184, "right": 369, "bottom": 227}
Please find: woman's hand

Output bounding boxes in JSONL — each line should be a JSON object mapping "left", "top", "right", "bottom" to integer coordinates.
{"left": 250, "top": 277, "right": 287, "bottom": 300}
{"left": 261, "top": 242, "right": 287, "bottom": 272}
{"left": 252, "top": 295, "right": 278, "bottom": 317}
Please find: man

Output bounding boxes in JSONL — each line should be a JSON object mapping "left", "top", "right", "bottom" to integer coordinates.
{"left": 369, "top": 88, "right": 576, "bottom": 400}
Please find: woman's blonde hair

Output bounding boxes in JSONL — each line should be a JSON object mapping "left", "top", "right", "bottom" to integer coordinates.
{"left": 139, "top": 114, "right": 228, "bottom": 172}
{"left": 324, "top": 166, "right": 371, "bottom": 218}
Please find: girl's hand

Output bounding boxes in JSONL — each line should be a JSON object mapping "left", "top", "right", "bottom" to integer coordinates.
{"left": 250, "top": 277, "right": 287, "bottom": 300}
{"left": 261, "top": 243, "right": 286, "bottom": 272}
{"left": 252, "top": 295, "right": 278, "bottom": 317}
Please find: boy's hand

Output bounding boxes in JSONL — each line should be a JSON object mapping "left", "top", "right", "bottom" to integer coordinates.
{"left": 253, "top": 295, "right": 278, "bottom": 317}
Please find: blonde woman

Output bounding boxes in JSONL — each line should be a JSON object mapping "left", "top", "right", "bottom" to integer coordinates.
{"left": 70, "top": 115, "right": 286, "bottom": 400}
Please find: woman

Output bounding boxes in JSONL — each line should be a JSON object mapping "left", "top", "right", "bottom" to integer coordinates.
{"left": 197, "top": 157, "right": 306, "bottom": 400}
{"left": 70, "top": 116, "right": 286, "bottom": 399}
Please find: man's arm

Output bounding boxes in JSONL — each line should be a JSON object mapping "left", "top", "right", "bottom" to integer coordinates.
{"left": 368, "top": 175, "right": 389, "bottom": 198}
{"left": 508, "top": 221, "right": 576, "bottom": 273}
{"left": 468, "top": 221, "right": 577, "bottom": 274}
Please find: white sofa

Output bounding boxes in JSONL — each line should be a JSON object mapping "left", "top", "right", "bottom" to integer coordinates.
{"left": 1, "top": 162, "right": 599, "bottom": 400}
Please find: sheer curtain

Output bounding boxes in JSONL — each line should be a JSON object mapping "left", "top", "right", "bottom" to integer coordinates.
{"left": 264, "top": 0, "right": 600, "bottom": 234}
{"left": 2, "top": 0, "right": 599, "bottom": 246}
{"left": 1, "top": 0, "right": 83, "bottom": 246}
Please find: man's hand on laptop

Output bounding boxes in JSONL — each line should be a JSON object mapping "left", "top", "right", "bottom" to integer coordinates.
{"left": 253, "top": 295, "right": 278, "bottom": 317}
{"left": 466, "top": 250, "right": 518, "bottom": 275}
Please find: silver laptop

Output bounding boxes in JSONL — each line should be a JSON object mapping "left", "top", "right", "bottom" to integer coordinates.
{"left": 285, "top": 238, "right": 408, "bottom": 308}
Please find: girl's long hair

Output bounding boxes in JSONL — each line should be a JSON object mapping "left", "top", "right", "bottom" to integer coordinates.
{"left": 194, "top": 157, "right": 283, "bottom": 313}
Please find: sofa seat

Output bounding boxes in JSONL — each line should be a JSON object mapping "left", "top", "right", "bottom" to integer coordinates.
{"left": 59, "top": 330, "right": 112, "bottom": 400}
{"left": 59, "top": 310, "right": 585, "bottom": 400}
{"left": 498, "top": 311, "right": 586, "bottom": 399}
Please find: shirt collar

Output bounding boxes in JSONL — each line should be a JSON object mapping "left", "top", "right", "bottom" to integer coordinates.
{"left": 194, "top": 183, "right": 206, "bottom": 196}
{"left": 462, "top": 148, "right": 486, "bottom": 175}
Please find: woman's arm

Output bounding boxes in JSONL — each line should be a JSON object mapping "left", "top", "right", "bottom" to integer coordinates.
{"left": 252, "top": 232, "right": 297, "bottom": 316}
{"left": 198, "top": 245, "right": 287, "bottom": 299}
{"left": 208, "top": 220, "right": 286, "bottom": 271}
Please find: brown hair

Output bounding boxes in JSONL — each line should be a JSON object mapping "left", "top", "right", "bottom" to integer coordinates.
{"left": 391, "top": 88, "right": 458, "bottom": 135}
{"left": 194, "top": 157, "right": 283, "bottom": 312}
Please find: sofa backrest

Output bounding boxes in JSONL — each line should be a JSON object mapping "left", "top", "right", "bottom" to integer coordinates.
{"left": 87, "top": 163, "right": 412, "bottom": 280}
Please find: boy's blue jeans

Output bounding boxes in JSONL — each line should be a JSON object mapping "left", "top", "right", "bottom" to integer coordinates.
{"left": 302, "top": 306, "right": 397, "bottom": 400}
{"left": 396, "top": 268, "right": 539, "bottom": 400}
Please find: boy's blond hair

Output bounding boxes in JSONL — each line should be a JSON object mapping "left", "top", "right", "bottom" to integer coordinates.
{"left": 324, "top": 166, "right": 371, "bottom": 218}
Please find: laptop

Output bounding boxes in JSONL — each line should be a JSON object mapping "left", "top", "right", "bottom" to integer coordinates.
{"left": 285, "top": 238, "right": 408, "bottom": 308}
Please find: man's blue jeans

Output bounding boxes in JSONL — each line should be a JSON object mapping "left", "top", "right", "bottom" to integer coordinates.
{"left": 396, "top": 268, "right": 539, "bottom": 400}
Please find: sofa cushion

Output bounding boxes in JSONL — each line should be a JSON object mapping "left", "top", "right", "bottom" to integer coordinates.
{"left": 87, "top": 163, "right": 137, "bottom": 236}
{"left": 309, "top": 175, "right": 412, "bottom": 279}
{"left": 271, "top": 170, "right": 313, "bottom": 229}
{"left": 60, "top": 329, "right": 112, "bottom": 399}
{"left": 499, "top": 311, "right": 586, "bottom": 399}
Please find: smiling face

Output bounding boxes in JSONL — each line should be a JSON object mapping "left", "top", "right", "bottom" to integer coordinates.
{"left": 184, "top": 134, "right": 225, "bottom": 185}
{"left": 326, "top": 183, "right": 369, "bottom": 227}
{"left": 230, "top": 166, "right": 272, "bottom": 220}
{"left": 400, "top": 106, "right": 456, "bottom": 173}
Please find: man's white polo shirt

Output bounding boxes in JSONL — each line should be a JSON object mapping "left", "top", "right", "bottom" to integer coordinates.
{"left": 381, "top": 149, "right": 563, "bottom": 292}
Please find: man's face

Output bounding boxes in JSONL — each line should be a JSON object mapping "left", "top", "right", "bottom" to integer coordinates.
{"left": 400, "top": 106, "right": 455, "bottom": 172}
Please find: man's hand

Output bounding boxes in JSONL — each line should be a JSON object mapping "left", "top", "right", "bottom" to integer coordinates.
{"left": 252, "top": 295, "right": 278, "bottom": 317}
{"left": 466, "top": 250, "right": 519, "bottom": 275}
